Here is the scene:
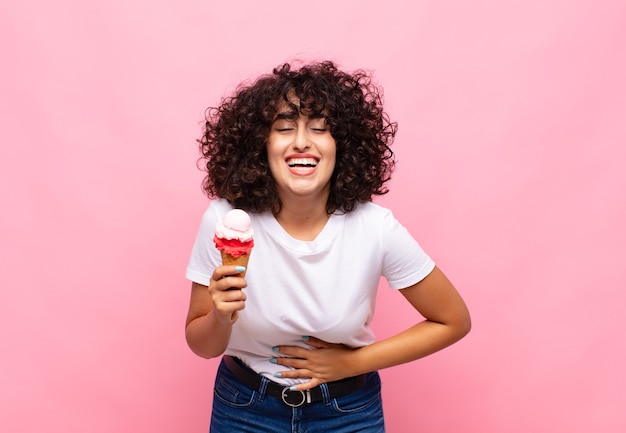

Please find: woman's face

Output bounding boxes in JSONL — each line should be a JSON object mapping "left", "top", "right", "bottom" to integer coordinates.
{"left": 267, "top": 96, "right": 336, "bottom": 204}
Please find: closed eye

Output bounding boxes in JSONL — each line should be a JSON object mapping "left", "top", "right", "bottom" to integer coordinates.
{"left": 308, "top": 118, "right": 329, "bottom": 132}
{"left": 272, "top": 119, "right": 296, "bottom": 132}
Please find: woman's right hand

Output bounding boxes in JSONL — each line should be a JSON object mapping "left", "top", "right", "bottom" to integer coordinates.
{"left": 209, "top": 265, "right": 248, "bottom": 324}
{"left": 185, "top": 266, "right": 248, "bottom": 358}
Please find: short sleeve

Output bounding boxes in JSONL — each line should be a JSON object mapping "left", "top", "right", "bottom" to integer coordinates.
{"left": 380, "top": 210, "right": 435, "bottom": 289}
{"left": 185, "top": 202, "right": 223, "bottom": 286}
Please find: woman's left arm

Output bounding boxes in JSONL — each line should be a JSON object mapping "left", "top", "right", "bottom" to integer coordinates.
{"left": 273, "top": 266, "right": 471, "bottom": 390}
{"left": 354, "top": 265, "right": 471, "bottom": 371}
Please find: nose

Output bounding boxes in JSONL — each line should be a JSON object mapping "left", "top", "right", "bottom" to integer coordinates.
{"left": 293, "top": 126, "right": 311, "bottom": 151}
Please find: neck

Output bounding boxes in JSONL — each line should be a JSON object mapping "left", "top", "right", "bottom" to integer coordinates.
{"left": 275, "top": 198, "right": 330, "bottom": 241}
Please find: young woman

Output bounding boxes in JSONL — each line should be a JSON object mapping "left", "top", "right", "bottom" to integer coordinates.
{"left": 185, "top": 61, "right": 471, "bottom": 432}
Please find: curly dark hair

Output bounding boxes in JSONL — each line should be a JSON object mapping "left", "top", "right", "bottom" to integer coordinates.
{"left": 198, "top": 60, "right": 397, "bottom": 214}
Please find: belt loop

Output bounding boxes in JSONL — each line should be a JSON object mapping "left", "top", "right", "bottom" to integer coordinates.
{"left": 319, "top": 382, "right": 331, "bottom": 405}
{"left": 257, "top": 376, "right": 269, "bottom": 401}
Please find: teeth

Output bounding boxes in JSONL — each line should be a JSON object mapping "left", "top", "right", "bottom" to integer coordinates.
{"left": 287, "top": 158, "right": 317, "bottom": 167}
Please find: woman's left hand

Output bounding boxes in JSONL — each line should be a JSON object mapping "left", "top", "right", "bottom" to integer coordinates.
{"left": 271, "top": 336, "right": 359, "bottom": 391}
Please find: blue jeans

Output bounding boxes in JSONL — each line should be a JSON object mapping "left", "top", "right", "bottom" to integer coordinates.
{"left": 210, "top": 357, "right": 386, "bottom": 432}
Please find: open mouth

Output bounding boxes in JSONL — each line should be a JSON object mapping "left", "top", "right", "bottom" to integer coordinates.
{"left": 286, "top": 157, "right": 318, "bottom": 168}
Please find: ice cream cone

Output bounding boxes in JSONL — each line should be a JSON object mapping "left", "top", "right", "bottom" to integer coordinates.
{"left": 215, "top": 209, "right": 254, "bottom": 277}
{"left": 221, "top": 251, "right": 250, "bottom": 277}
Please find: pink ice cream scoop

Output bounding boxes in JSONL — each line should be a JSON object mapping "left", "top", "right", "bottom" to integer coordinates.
{"left": 214, "top": 209, "right": 254, "bottom": 276}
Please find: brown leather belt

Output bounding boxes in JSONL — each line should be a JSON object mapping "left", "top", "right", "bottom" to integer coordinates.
{"left": 223, "top": 355, "right": 367, "bottom": 407}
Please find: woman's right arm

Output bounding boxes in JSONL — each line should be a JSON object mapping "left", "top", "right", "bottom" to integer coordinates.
{"left": 184, "top": 266, "right": 248, "bottom": 359}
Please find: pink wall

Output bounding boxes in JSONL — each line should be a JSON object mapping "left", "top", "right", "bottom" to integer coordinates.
{"left": 2, "top": 1, "right": 625, "bottom": 432}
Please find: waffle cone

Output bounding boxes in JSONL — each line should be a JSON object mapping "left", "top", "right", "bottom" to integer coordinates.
{"left": 221, "top": 251, "right": 250, "bottom": 277}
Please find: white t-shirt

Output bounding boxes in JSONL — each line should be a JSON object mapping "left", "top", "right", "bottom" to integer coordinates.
{"left": 186, "top": 198, "right": 435, "bottom": 385}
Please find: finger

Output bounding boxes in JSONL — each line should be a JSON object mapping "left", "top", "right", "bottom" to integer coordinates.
{"left": 272, "top": 366, "right": 315, "bottom": 381}
{"left": 211, "top": 265, "right": 247, "bottom": 281}
{"left": 289, "top": 378, "right": 323, "bottom": 392}
{"left": 301, "top": 336, "right": 331, "bottom": 349}
{"left": 216, "top": 288, "right": 247, "bottom": 303}
{"left": 212, "top": 275, "right": 247, "bottom": 293}
{"left": 272, "top": 345, "right": 311, "bottom": 359}
{"left": 213, "top": 292, "right": 246, "bottom": 324}
{"left": 271, "top": 356, "right": 310, "bottom": 370}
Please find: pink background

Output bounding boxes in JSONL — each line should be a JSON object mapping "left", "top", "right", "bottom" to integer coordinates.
{"left": 2, "top": 1, "right": 625, "bottom": 432}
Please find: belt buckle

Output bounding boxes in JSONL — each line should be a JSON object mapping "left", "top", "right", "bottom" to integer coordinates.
{"left": 281, "top": 387, "right": 311, "bottom": 407}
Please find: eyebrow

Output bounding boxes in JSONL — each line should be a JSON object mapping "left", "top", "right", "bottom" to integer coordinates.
{"left": 274, "top": 111, "right": 327, "bottom": 121}
{"left": 274, "top": 110, "right": 299, "bottom": 121}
